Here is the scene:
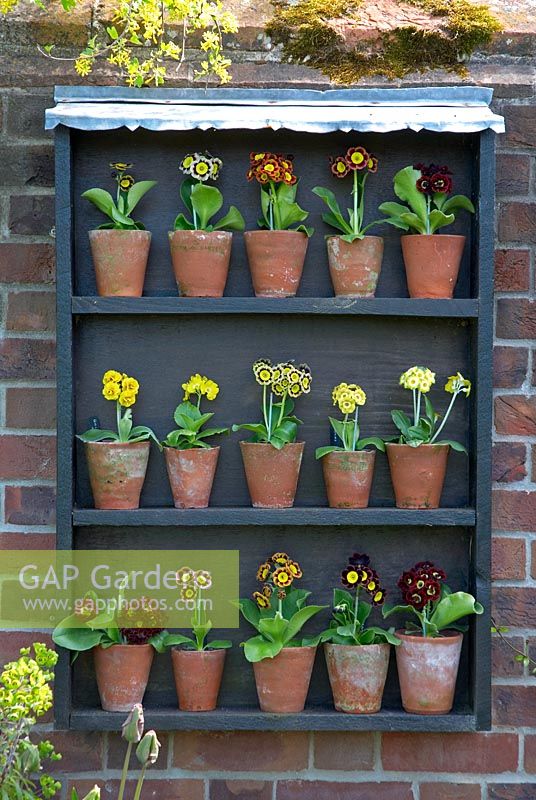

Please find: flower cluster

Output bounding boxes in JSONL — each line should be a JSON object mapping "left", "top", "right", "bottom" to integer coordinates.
{"left": 180, "top": 152, "right": 222, "bottom": 182}
{"left": 339, "top": 553, "right": 385, "bottom": 605}
{"left": 176, "top": 567, "right": 213, "bottom": 601}
{"left": 253, "top": 552, "right": 303, "bottom": 608}
{"left": 246, "top": 152, "right": 297, "bottom": 185}
{"left": 329, "top": 146, "right": 378, "bottom": 179}
{"left": 445, "top": 372, "right": 472, "bottom": 396}
{"left": 182, "top": 374, "right": 219, "bottom": 402}
{"left": 399, "top": 365, "right": 436, "bottom": 394}
{"left": 110, "top": 161, "right": 135, "bottom": 191}
{"left": 414, "top": 163, "right": 453, "bottom": 195}
{"left": 0, "top": 643, "right": 58, "bottom": 722}
{"left": 331, "top": 382, "right": 366, "bottom": 415}
{"left": 119, "top": 598, "right": 165, "bottom": 645}
{"left": 102, "top": 370, "right": 140, "bottom": 408}
{"left": 253, "top": 358, "right": 312, "bottom": 398}
{"left": 397, "top": 561, "right": 447, "bottom": 611}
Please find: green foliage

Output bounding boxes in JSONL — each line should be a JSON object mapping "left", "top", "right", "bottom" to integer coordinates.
{"left": 82, "top": 182, "right": 156, "bottom": 231}
{"left": 77, "top": 409, "right": 160, "bottom": 447}
{"left": 161, "top": 626, "right": 233, "bottom": 652}
{"left": 0, "top": 644, "right": 62, "bottom": 800}
{"left": 313, "top": 175, "right": 383, "bottom": 242}
{"left": 390, "top": 395, "right": 467, "bottom": 452}
{"left": 384, "top": 588, "right": 483, "bottom": 637}
{"left": 267, "top": 0, "right": 501, "bottom": 84}
{"left": 316, "top": 416, "right": 384, "bottom": 459}
{"left": 174, "top": 179, "right": 245, "bottom": 232}
{"left": 163, "top": 400, "right": 229, "bottom": 450}
{"left": 258, "top": 181, "right": 313, "bottom": 237}
{"left": 233, "top": 396, "right": 302, "bottom": 450}
{"left": 318, "top": 588, "right": 400, "bottom": 646}
{"left": 239, "top": 588, "right": 326, "bottom": 662}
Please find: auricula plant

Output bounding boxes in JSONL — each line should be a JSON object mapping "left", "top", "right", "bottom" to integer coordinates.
{"left": 173, "top": 152, "right": 245, "bottom": 233}
{"left": 77, "top": 370, "right": 159, "bottom": 446}
{"left": 82, "top": 162, "right": 157, "bottom": 230}
{"left": 162, "top": 373, "right": 229, "bottom": 450}
{"left": 316, "top": 382, "right": 385, "bottom": 460}
{"left": 313, "top": 146, "right": 383, "bottom": 242}
{"left": 390, "top": 367, "right": 471, "bottom": 452}
{"left": 247, "top": 152, "right": 313, "bottom": 236}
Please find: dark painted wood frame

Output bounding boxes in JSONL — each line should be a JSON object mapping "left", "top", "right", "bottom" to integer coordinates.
{"left": 54, "top": 98, "right": 494, "bottom": 733}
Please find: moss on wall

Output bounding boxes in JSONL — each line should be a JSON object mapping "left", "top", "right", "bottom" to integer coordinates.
{"left": 266, "top": 0, "right": 502, "bottom": 83}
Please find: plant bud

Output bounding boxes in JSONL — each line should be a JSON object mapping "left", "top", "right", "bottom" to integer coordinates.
{"left": 121, "top": 703, "right": 144, "bottom": 743}
{"left": 82, "top": 786, "right": 101, "bottom": 800}
{"left": 135, "top": 730, "right": 161, "bottom": 767}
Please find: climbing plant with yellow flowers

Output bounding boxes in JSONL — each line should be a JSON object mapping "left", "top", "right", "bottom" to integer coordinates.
{"left": 0, "top": 0, "right": 238, "bottom": 88}
{"left": 162, "top": 374, "right": 229, "bottom": 449}
{"left": 77, "top": 370, "right": 160, "bottom": 445}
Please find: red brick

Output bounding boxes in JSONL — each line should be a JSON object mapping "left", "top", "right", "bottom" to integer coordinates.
{"left": 47, "top": 731, "right": 103, "bottom": 773}
{"left": 495, "top": 396, "right": 536, "bottom": 435}
{"left": 488, "top": 785, "right": 536, "bottom": 799}
{"left": 533, "top": 446, "right": 536, "bottom": 481}
{"left": 497, "top": 300, "right": 536, "bottom": 340}
{"left": 0, "top": 532, "right": 55, "bottom": 549}
{"left": 0, "top": 242, "right": 55, "bottom": 284}
{"left": 0, "top": 338, "right": 55, "bottom": 380}
{"left": 492, "top": 443, "right": 527, "bottom": 483}
{"left": 6, "top": 94, "right": 52, "bottom": 138}
{"left": 503, "top": 105, "right": 536, "bottom": 149}
{"left": 492, "top": 537, "right": 526, "bottom": 579}
{"left": 277, "top": 782, "right": 413, "bottom": 800}
{"left": 494, "top": 249, "right": 530, "bottom": 292}
{"left": 66, "top": 780, "right": 204, "bottom": 800}
{"left": 493, "top": 490, "right": 536, "bottom": 531}
{"left": 107, "top": 731, "right": 169, "bottom": 769}
{"left": 499, "top": 202, "right": 536, "bottom": 243}
{"left": 0, "top": 435, "right": 55, "bottom": 479}
{"left": 492, "top": 586, "right": 536, "bottom": 627}
{"left": 172, "top": 731, "right": 308, "bottom": 772}
{"left": 9, "top": 194, "right": 55, "bottom": 235}
{"left": 0, "top": 144, "right": 54, "bottom": 187}
{"left": 492, "top": 634, "right": 525, "bottom": 677}
{"left": 0, "top": 632, "right": 53, "bottom": 666}
{"left": 493, "top": 347, "right": 528, "bottom": 388}
{"left": 6, "top": 290, "right": 55, "bottom": 332}
{"left": 494, "top": 686, "right": 536, "bottom": 726}
{"left": 381, "top": 733, "right": 518, "bottom": 773}
{"left": 4, "top": 485, "right": 56, "bottom": 525}
{"left": 496, "top": 154, "right": 531, "bottom": 196}
{"left": 420, "top": 784, "right": 481, "bottom": 800}
{"left": 5, "top": 387, "right": 56, "bottom": 429}
{"left": 532, "top": 541, "right": 536, "bottom": 578}
{"left": 313, "top": 732, "right": 375, "bottom": 770}
{"left": 524, "top": 734, "right": 536, "bottom": 772}
{"left": 210, "top": 780, "right": 273, "bottom": 799}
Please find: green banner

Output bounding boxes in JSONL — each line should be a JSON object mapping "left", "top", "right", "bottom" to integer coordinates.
{"left": 0, "top": 550, "right": 239, "bottom": 630}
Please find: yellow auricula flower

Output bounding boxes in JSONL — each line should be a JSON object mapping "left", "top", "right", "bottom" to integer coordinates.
{"left": 445, "top": 372, "right": 471, "bottom": 396}
{"left": 103, "top": 382, "right": 121, "bottom": 401}
{"left": 119, "top": 391, "right": 136, "bottom": 408}
{"left": 122, "top": 377, "right": 139, "bottom": 394}
{"left": 103, "top": 370, "right": 122, "bottom": 385}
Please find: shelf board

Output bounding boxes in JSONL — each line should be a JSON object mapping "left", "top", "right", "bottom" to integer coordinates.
{"left": 72, "top": 296, "right": 479, "bottom": 318}
{"left": 70, "top": 706, "right": 477, "bottom": 732}
{"left": 73, "top": 507, "right": 476, "bottom": 527}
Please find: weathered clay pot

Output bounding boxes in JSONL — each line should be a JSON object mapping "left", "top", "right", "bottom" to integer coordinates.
{"left": 327, "top": 236, "right": 384, "bottom": 297}
{"left": 239, "top": 441, "right": 304, "bottom": 508}
{"left": 171, "top": 648, "right": 226, "bottom": 711}
{"left": 386, "top": 443, "right": 449, "bottom": 509}
{"left": 253, "top": 645, "right": 317, "bottom": 712}
{"left": 169, "top": 230, "right": 232, "bottom": 297}
{"left": 395, "top": 630, "right": 463, "bottom": 714}
{"left": 85, "top": 441, "right": 150, "bottom": 510}
{"left": 324, "top": 643, "right": 390, "bottom": 714}
{"left": 89, "top": 229, "right": 151, "bottom": 297}
{"left": 93, "top": 644, "right": 153, "bottom": 712}
{"left": 244, "top": 230, "right": 308, "bottom": 297}
{"left": 401, "top": 234, "right": 466, "bottom": 299}
{"left": 322, "top": 449, "right": 376, "bottom": 509}
{"left": 164, "top": 446, "right": 219, "bottom": 509}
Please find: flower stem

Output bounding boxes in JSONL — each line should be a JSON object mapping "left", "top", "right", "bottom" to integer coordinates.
{"left": 117, "top": 741, "right": 132, "bottom": 800}
{"left": 415, "top": 391, "right": 421, "bottom": 426}
{"left": 262, "top": 384, "right": 269, "bottom": 436}
{"left": 133, "top": 764, "right": 148, "bottom": 800}
{"left": 352, "top": 170, "right": 358, "bottom": 235}
{"left": 269, "top": 182, "right": 281, "bottom": 230}
{"left": 352, "top": 407, "right": 359, "bottom": 451}
{"left": 412, "top": 389, "right": 417, "bottom": 426}
{"left": 430, "top": 391, "right": 457, "bottom": 443}
{"left": 276, "top": 390, "right": 288, "bottom": 430}
{"left": 116, "top": 401, "right": 122, "bottom": 441}
{"left": 352, "top": 588, "right": 360, "bottom": 638}
{"left": 426, "top": 195, "right": 431, "bottom": 234}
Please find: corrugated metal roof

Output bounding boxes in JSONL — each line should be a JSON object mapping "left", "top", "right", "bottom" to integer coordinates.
{"left": 45, "top": 87, "right": 505, "bottom": 134}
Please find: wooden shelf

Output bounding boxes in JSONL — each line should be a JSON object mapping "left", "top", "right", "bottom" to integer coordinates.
{"left": 72, "top": 296, "right": 479, "bottom": 318}
{"left": 70, "top": 706, "right": 477, "bottom": 732}
{"left": 73, "top": 507, "right": 476, "bottom": 527}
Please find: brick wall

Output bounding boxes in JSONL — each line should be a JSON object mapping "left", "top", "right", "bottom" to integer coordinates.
{"left": 0, "top": 44, "right": 535, "bottom": 800}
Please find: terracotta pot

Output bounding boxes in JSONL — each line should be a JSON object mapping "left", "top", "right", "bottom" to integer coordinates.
{"left": 171, "top": 648, "right": 226, "bottom": 711}
{"left": 164, "top": 446, "right": 219, "bottom": 509}
{"left": 85, "top": 441, "right": 150, "bottom": 510}
{"left": 401, "top": 234, "right": 466, "bottom": 299}
{"left": 325, "top": 643, "right": 390, "bottom": 714}
{"left": 386, "top": 443, "right": 449, "bottom": 509}
{"left": 244, "top": 230, "right": 308, "bottom": 297}
{"left": 322, "top": 449, "right": 376, "bottom": 509}
{"left": 327, "top": 235, "right": 384, "bottom": 297}
{"left": 395, "top": 630, "right": 463, "bottom": 714}
{"left": 89, "top": 229, "right": 151, "bottom": 297}
{"left": 239, "top": 441, "right": 304, "bottom": 508}
{"left": 93, "top": 644, "right": 153, "bottom": 712}
{"left": 253, "top": 645, "right": 317, "bottom": 712}
{"left": 169, "top": 229, "right": 232, "bottom": 297}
